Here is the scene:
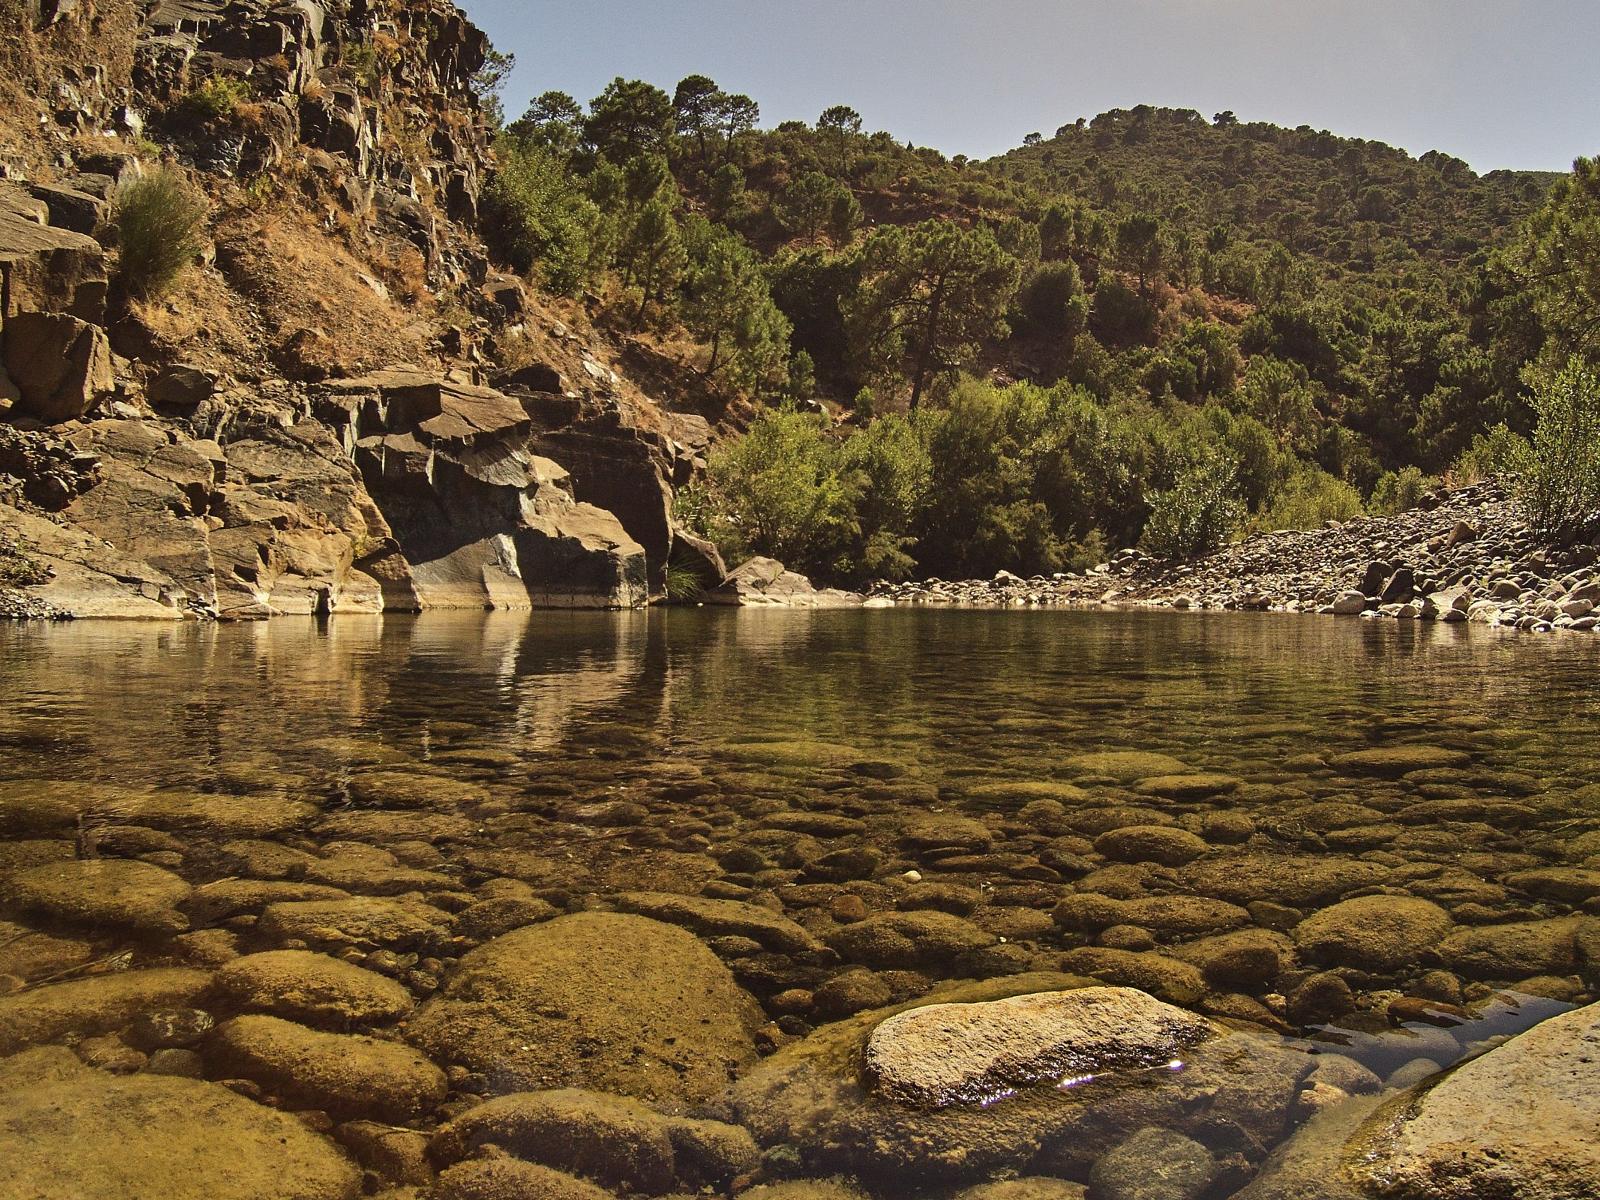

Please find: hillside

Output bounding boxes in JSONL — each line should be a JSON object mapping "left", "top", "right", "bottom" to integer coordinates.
{"left": 991, "top": 106, "right": 1556, "bottom": 285}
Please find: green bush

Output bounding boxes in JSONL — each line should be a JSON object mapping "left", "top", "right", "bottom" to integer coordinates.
{"left": 1369, "top": 465, "right": 1439, "bottom": 516}
{"left": 180, "top": 77, "right": 250, "bottom": 122}
{"left": 483, "top": 138, "right": 606, "bottom": 294}
{"left": 111, "top": 169, "right": 209, "bottom": 299}
{"left": 1255, "top": 467, "right": 1364, "bottom": 530}
{"left": 1509, "top": 359, "right": 1600, "bottom": 539}
{"left": 1139, "top": 453, "right": 1244, "bottom": 559}
{"left": 1449, "top": 423, "right": 1528, "bottom": 484}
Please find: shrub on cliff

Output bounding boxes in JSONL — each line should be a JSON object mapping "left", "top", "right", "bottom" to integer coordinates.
{"left": 483, "top": 139, "right": 606, "bottom": 294}
{"left": 111, "top": 169, "right": 209, "bottom": 299}
{"left": 1510, "top": 358, "right": 1600, "bottom": 539}
{"left": 1140, "top": 452, "right": 1244, "bottom": 560}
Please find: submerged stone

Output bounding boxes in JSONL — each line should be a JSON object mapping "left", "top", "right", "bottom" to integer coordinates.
{"left": 0, "top": 967, "right": 212, "bottom": 1054}
{"left": 211, "top": 950, "right": 415, "bottom": 1026}
{"left": 408, "top": 912, "right": 761, "bottom": 1104}
{"left": 1329, "top": 746, "right": 1470, "bottom": 776}
{"left": 1294, "top": 896, "right": 1455, "bottom": 974}
{"left": 1064, "top": 752, "right": 1189, "bottom": 781}
{"left": 0, "top": 1068, "right": 361, "bottom": 1200}
{"left": 8, "top": 858, "right": 190, "bottom": 932}
{"left": 862, "top": 988, "right": 1210, "bottom": 1107}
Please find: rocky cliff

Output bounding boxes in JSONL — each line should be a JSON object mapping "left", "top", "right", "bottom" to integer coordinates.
{"left": 0, "top": 0, "right": 716, "bottom": 618}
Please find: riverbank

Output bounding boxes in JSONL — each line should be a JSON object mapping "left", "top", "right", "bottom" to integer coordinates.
{"left": 869, "top": 481, "right": 1600, "bottom": 634}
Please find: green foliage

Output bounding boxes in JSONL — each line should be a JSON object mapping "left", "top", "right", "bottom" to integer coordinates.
{"left": 1509, "top": 156, "right": 1600, "bottom": 370}
{"left": 662, "top": 560, "right": 707, "bottom": 603}
{"left": 1449, "top": 423, "right": 1527, "bottom": 484}
{"left": 111, "top": 168, "right": 209, "bottom": 299}
{"left": 682, "top": 221, "right": 791, "bottom": 390}
{"left": 1255, "top": 467, "right": 1364, "bottom": 531}
{"left": 483, "top": 138, "right": 605, "bottom": 293}
{"left": 472, "top": 48, "right": 517, "bottom": 129}
{"left": 1508, "top": 359, "right": 1600, "bottom": 539}
{"left": 179, "top": 76, "right": 249, "bottom": 122}
{"left": 777, "top": 171, "right": 851, "bottom": 242}
{"left": 1140, "top": 452, "right": 1244, "bottom": 560}
{"left": 0, "top": 532, "right": 49, "bottom": 587}
{"left": 698, "top": 409, "right": 857, "bottom": 568}
{"left": 1369, "top": 466, "right": 1439, "bottom": 516}
{"left": 846, "top": 221, "right": 1021, "bottom": 407}
{"left": 583, "top": 77, "right": 675, "bottom": 160}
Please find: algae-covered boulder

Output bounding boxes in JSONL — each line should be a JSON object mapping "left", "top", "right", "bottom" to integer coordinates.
{"left": 211, "top": 950, "right": 415, "bottom": 1026}
{"left": 206, "top": 1015, "right": 447, "bottom": 1121}
{"left": 408, "top": 912, "right": 762, "bottom": 1104}
{"left": 0, "top": 1066, "right": 360, "bottom": 1200}
{"left": 7, "top": 858, "right": 191, "bottom": 932}
{"left": 433, "top": 1159, "right": 614, "bottom": 1200}
{"left": 1063, "top": 752, "right": 1189, "bottom": 781}
{"left": 0, "top": 967, "right": 212, "bottom": 1054}
{"left": 827, "top": 910, "right": 997, "bottom": 971}
{"left": 729, "top": 976, "right": 1312, "bottom": 1187}
{"left": 1329, "top": 745, "right": 1469, "bottom": 776}
{"left": 1294, "top": 896, "right": 1454, "bottom": 973}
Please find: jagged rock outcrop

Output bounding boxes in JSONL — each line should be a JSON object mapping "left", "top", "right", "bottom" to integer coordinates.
{"left": 318, "top": 366, "right": 648, "bottom": 609}
{"left": 708, "top": 556, "right": 864, "bottom": 607}
{"left": 0, "top": 186, "right": 108, "bottom": 323}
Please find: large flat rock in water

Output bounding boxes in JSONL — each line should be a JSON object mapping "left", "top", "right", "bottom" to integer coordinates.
{"left": 864, "top": 987, "right": 1210, "bottom": 1107}
{"left": 1346, "top": 1000, "right": 1600, "bottom": 1199}
{"left": 407, "top": 912, "right": 762, "bottom": 1105}
{"left": 0, "top": 1067, "right": 360, "bottom": 1200}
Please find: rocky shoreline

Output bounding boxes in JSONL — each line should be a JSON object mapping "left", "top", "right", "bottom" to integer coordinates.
{"left": 867, "top": 481, "right": 1600, "bottom": 635}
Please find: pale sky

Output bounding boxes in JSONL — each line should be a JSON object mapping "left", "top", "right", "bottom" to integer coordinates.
{"left": 462, "top": 0, "right": 1597, "bottom": 174}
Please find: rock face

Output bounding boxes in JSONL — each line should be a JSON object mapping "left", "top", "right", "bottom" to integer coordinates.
{"left": 731, "top": 977, "right": 1312, "bottom": 1186}
{"left": 0, "top": 1062, "right": 361, "bottom": 1200}
{"left": 3, "top": 311, "right": 114, "bottom": 423}
{"left": 862, "top": 988, "right": 1211, "bottom": 1107}
{"left": 408, "top": 912, "right": 763, "bottom": 1104}
{"left": 316, "top": 367, "right": 648, "bottom": 609}
{"left": 0, "top": 186, "right": 108, "bottom": 322}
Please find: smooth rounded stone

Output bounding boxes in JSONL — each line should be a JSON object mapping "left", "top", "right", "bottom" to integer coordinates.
{"left": 334, "top": 1120, "right": 432, "bottom": 1185}
{"left": 828, "top": 911, "right": 997, "bottom": 971}
{"left": 1398, "top": 798, "right": 1540, "bottom": 826}
{"left": 898, "top": 814, "right": 994, "bottom": 854}
{"left": 257, "top": 897, "right": 455, "bottom": 951}
{"left": 1200, "top": 811, "right": 1255, "bottom": 844}
{"left": 206, "top": 1015, "right": 446, "bottom": 1121}
{"left": 0, "top": 1068, "right": 361, "bottom": 1200}
{"left": 1094, "top": 826, "right": 1209, "bottom": 867}
{"left": 1294, "top": 896, "right": 1455, "bottom": 973}
{"left": 8, "top": 858, "right": 190, "bottom": 932}
{"left": 407, "top": 913, "right": 761, "bottom": 1105}
{"left": 1504, "top": 867, "right": 1600, "bottom": 904}
{"left": 1328, "top": 745, "right": 1470, "bottom": 776}
{"left": 1385, "top": 1057, "right": 1444, "bottom": 1090}
{"left": 730, "top": 973, "right": 1312, "bottom": 1187}
{"left": 434, "top": 1159, "right": 615, "bottom": 1200}
{"left": 87, "top": 789, "right": 317, "bottom": 837}
{"left": 739, "top": 1182, "right": 869, "bottom": 1200}
{"left": 1437, "top": 916, "right": 1594, "bottom": 980}
{"left": 965, "top": 781, "right": 1090, "bottom": 809}
{"left": 1054, "top": 894, "right": 1251, "bottom": 937}
{"left": 1065, "top": 807, "right": 1177, "bottom": 836}
{"left": 814, "top": 968, "right": 896, "bottom": 1017}
{"left": 954, "top": 1179, "right": 1086, "bottom": 1200}
{"left": 1065, "top": 752, "right": 1190, "bottom": 781}
{"left": 1289, "top": 973, "right": 1359, "bottom": 1029}
{"left": 1179, "top": 855, "right": 1389, "bottom": 908}
{"left": 666, "top": 1115, "right": 763, "bottom": 1189}
{"left": 454, "top": 896, "right": 560, "bottom": 941}
{"left": 0, "top": 839, "right": 78, "bottom": 874}
{"left": 720, "top": 740, "right": 888, "bottom": 771}
{"left": 613, "top": 891, "right": 822, "bottom": 953}
{"left": 212, "top": 951, "right": 414, "bottom": 1026}
{"left": 314, "top": 810, "right": 477, "bottom": 843}
{"left": 1135, "top": 774, "right": 1242, "bottom": 801}
{"left": 346, "top": 771, "right": 489, "bottom": 810}
{"left": 760, "top": 811, "right": 870, "bottom": 837}
{"left": 863, "top": 988, "right": 1210, "bottom": 1107}
{"left": 898, "top": 883, "right": 983, "bottom": 916}
{"left": 1285, "top": 802, "right": 1390, "bottom": 833}
{"left": 0, "top": 920, "right": 94, "bottom": 980}
{"left": 302, "top": 857, "right": 453, "bottom": 897}
{"left": 1058, "top": 949, "right": 1208, "bottom": 1006}
{"left": 1087, "top": 1126, "right": 1216, "bottom": 1200}
{"left": 184, "top": 880, "right": 353, "bottom": 924}
{"left": 1171, "top": 928, "right": 1294, "bottom": 991}
{"left": 1099, "top": 925, "right": 1157, "bottom": 951}
{"left": 0, "top": 968, "right": 212, "bottom": 1054}
{"left": 430, "top": 1089, "right": 676, "bottom": 1192}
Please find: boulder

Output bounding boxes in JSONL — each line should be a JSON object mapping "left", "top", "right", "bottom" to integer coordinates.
{"left": 3, "top": 311, "right": 113, "bottom": 423}
{"left": 612, "top": 891, "right": 822, "bottom": 953}
{"left": 731, "top": 975, "right": 1313, "bottom": 1187}
{"left": 407, "top": 912, "right": 762, "bottom": 1104}
{"left": 1294, "top": 896, "right": 1454, "bottom": 974}
{"left": 827, "top": 910, "right": 997, "bottom": 971}
{"left": 0, "top": 188, "right": 108, "bottom": 321}
{"left": 0, "top": 967, "right": 211, "bottom": 1054}
{"left": 6, "top": 858, "right": 190, "bottom": 932}
{"left": 205, "top": 1015, "right": 447, "bottom": 1121}
{"left": 707, "top": 556, "right": 864, "bottom": 607}
{"left": 0, "top": 1068, "right": 361, "bottom": 1200}
{"left": 210, "top": 950, "right": 414, "bottom": 1026}
{"left": 434, "top": 1159, "right": 613, "bottom": 1200}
